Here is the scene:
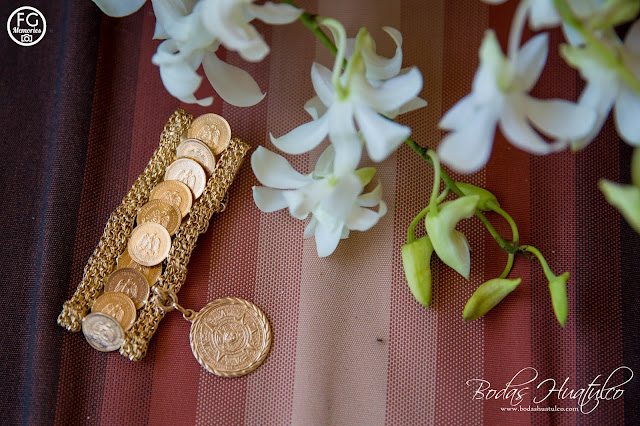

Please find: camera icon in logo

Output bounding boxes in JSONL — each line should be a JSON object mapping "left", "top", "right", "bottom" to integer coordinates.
{"left": 20, "top": 34, "right": 33, "bottom": 43}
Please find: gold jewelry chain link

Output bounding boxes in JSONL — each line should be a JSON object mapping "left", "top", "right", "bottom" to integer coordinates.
{"left": 57, "top": 109, "right": 250, "bottom": 361}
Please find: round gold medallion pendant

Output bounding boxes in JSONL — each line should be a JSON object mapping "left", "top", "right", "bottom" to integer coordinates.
{"left": 189, "top": 297, "right": 272, "bottom": 377}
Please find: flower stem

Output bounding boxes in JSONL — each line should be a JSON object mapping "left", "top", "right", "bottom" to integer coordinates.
{"left": 427, "top": 150, "right": 441, "bottom": 216}
{"left": 523, "top": 245, "right": 553, "bottom": 278}
{"left": 407, "top": 205, "right": 431, "bottom": 244}
{"left": 281, "top": 1, "right": 337, "bottom": 56}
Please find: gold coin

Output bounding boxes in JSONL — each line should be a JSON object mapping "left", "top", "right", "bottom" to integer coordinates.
{"left": 82, "top": 312, "right": 125, "bottom": 352}
{"left": 91, "top": 292, "right": 137, "bottom": 331}
{"left": 177, "top": 138, "right": 217, "bottom": 175}
{"left": 137, "top": 199, "right": 182, "bottom": 236}
{"left": 189, "top": 297, "right": 272, "bottom": 377}
{"left": 116, "top": 250, "right": 162, "bottom": 286}
{"left": 104, "top": 267, "right": 150, "bottom": 309}
{"left": 150, "top": 180, "right": 192, "bottom": 218}
{"left": 128, "top": 221, "right": 171, "bottom": 267}
{"left": 187, "top": 113, "right": 231, "bottom": 155}
{"left": 164, "top": 158, "right": 207, "bottom": 199}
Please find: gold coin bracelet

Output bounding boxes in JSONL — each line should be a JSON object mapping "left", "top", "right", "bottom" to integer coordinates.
{"left": 58, "top": 110, "right": 272, "bottom": 377}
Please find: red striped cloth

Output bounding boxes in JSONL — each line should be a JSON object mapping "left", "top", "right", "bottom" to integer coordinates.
{"left": 1, "top": 0, "right": 637, "bottom": 424}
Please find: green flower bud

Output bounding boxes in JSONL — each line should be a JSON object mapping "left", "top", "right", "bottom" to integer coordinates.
{"left": 463, "top": 278, "right": 521, "bottom": 322}
{"left": 548, "top": 272, "right": 569, "bottom": 327}
{"left": 425, "top": 195, "right": 479, "bottom": 279}
{"left": 402, "top": 236, "right": 434, "bottom": 307}
{"left": 600, "top": 179, "right": 640, "bottom": 233}
{"left": 455, "top": 182, "right": 500, "bottom": 211}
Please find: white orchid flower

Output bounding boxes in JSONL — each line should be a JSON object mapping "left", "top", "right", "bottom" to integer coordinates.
{"left": 251, "top": 146, "right": 387, "bottom": 257}
{"left": 270, "top": 19, "right": 424, "bottom": 174}
{"left": 438, "top": 30, "right": 597, "bottom": 173}
{"left": 562, "top": 20, "right": 640, "bottom": 149}
{"left": 94, "top": 0, "right": 301, "bottom": 107}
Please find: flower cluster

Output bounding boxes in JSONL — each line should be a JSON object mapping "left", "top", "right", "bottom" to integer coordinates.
{"left": 439, "top": 0, "right": 640, "bottom": 173}
{"left": 252, "top": 18, "right": 426, "bottom": 256}
{"left": 94, "top": 0, "right": 302, "bottom": 106}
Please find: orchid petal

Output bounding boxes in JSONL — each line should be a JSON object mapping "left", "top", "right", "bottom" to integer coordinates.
{"left": 355, "top": 105, "right": 410, "bottom": 162}
{"left": 361, "top": 26, "right": 403, "bottom": 81}
{"left": 158, "top": 61, "right": 212, "bottom": 106}
{"left": 438, "top": 108, "right": 498, "bottom": 173}
{"left": 522, "top": 95, "right": 597, "bottom": 140}
{"left": 615, "top": 88, "right": 640, "bottom": 145}
{"left": 252, "top": 187, "right": 288, "bottom": 212}
{"left": 237, "top": 36, "right": 271, "bottom": 62}
{"left": 303, "top": 217, "right": 318, "bottom": 238}
{"left": 201, "top": 0, "right": 252, "bottom": 51}
{"left": 328, "top": 103, "right": 362, "bottom": 174}
{"left": 439, "top": 95, "right": 476, "bottom": 131}
{"left": 516, "top": 33, "right": 548, "bottom": 91}
{"left": 571, "top": 81, "right": 617, "bottom": 150}
{"left": 246, "top": 2, "right": 303, "bottom": 24}
{"left": 358, "top": 67, "right": 423, "bottom": 112}
{"left": 311, "top": 63, "right": 335, "bottom": 107}
{"left": 314, "top": 214, "right": 343, "bottom": 257}
{"left": 499, "top": 98, "right": 554, "bottom": 154}
{"left": 313, "top": 145, "right": 335, "bottom": 178}
{"left": 304, "top": 96, "right": 328, "bottom": 120}
{"left": 529, "top": 0, "right": 561, "bottom": 30}
{"left": 388, "top": 97, "right": 428, "bottom": 119}
{"left": 346, "top": 206, "right": 383, "bottom": 231}
{"left": 319, "top": 174, "right": 362, "bottom": 222}
{"left": 270, "top": 113, "right": 329, "bottom": 155}
{"left": 284, "top": 180, "right": 330, "bottom": 219}
{"left": 251, "top": 146, "right": 311, "bottom": 189}
{"left": 358, "top": 182, "right": 383, "bottom": 207}
{"left": 202, "top": 52, "right": 265, "bottom": 107}
{"left": 93, "top": 0, "right": 146, "bottom": 17}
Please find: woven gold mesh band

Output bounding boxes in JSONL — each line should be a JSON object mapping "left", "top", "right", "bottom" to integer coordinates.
{"left": 57, "top": 108, "right": 250, "bottom": 361}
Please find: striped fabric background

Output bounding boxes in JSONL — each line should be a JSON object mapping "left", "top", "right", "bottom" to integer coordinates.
{"left": 1, "top": 0, "right": 638, "bottom": 424}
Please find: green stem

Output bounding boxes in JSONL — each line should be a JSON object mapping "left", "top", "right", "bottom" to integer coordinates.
{"left": 523, "top": 245, "right": 553, "bottom": 278}
{"left": 427, "top": 150, "right": 441, "bottom": 216}
{"left": 499, "top": 254, "right": 515, "bottom": 279}
{"left": 492, "top": 206, "right": 519, "bottom": 244}
{"left": 553, "top": 0, "right": 640, "bottom": 96}
{"left": 282, "top": 0, "right": 337, "bottom": 56}
{"left": 407, "top": 205, "right": 431, "bottom": 244}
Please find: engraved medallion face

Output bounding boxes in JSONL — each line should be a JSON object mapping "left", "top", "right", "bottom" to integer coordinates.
{"left": 105, "top": 267, "right": 150, "bottom": 309}
{"left": 137, "top": 199, "right": 182, "bottom": 236}
{"left": 190, "top": 298, "right": 272, "bottom": 377}
{"left": 82, "top": 312, "right": 125, "bottom": 352}
{"left": 117, "top": 249, "right": 161, "bottom": 286}
{"left": 187, "top": 113, "right": 231, "bottom": 155}
{"left": 165, "top": 158, "right": 207, "bottom": 199}
{"left": 150, "top": 180, "right": 192, "bottom": 218}
{"left": 91, "top": 291, "right": 137, "bottom": 331}
{"left": 128, "top": 221, "right": 171, "bottom": 267}
{"left": 177, "top": 138, "right": 216, "bottom": 175}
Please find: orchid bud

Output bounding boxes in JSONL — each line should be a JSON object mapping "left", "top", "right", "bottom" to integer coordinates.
{"left": 548, "top": 272, "right": 569, "bottom": 327}
{"left": 455, "top": 182, "right": 500, "bottom": 211}
{"left": 425, "top": 195, "right": 479, "bottom": 279}
{"left": 463, "top": 278, "right": 521, "bottom": 322}
{"left": 599, "top": 180, "right": 640, "bottom": 233}
{"left": 402, "top": 236, "right": 434, "bottom": 307}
